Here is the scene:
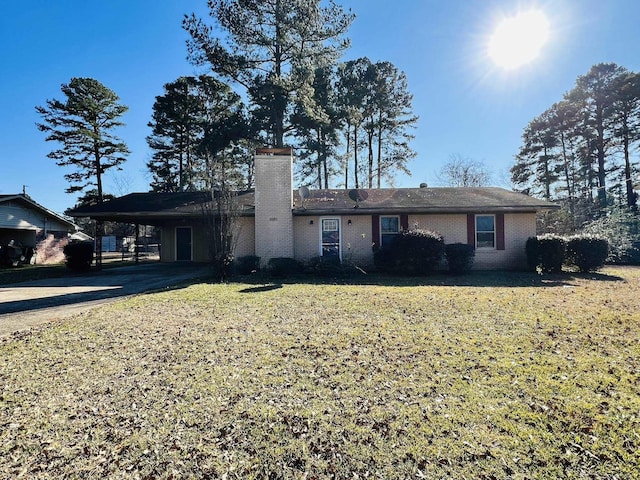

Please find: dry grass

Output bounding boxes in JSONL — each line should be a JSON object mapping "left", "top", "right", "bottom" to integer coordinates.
{"left": 1, "top": 267, "right": 639, "bottom": 479}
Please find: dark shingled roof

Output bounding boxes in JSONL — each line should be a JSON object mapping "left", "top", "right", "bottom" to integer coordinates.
{"left": 68, "top": 187, "right": 557, "bottom": 222}
{"left": 67, "top": 191, "right": 256, "bottom": 223}
{"left": 293, "top": 187, "right": 557, "bottom": 214}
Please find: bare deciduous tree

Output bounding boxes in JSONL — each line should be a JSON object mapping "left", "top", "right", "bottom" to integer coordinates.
{"left": 438, "top": 154, "right": 492, "bottom": 187}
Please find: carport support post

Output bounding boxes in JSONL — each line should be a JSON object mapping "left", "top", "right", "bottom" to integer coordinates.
{"left": 95, "top": 220, "right": 103, "bottom": 270}
{"left": 135, "top": 223, "right": 140, "bottom": 264}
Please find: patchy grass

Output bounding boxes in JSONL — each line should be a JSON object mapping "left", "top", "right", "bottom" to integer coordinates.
{"left": 1, "top": 267, "right": 639, "bottom": 478}
{"left": 0, "top": 259, "right": 155, "bottom": 285}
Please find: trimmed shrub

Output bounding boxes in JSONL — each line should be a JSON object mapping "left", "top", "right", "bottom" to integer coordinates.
{"left": 63, "top": 241, "right": 94, "bottom": 271}
{"left": 267, "top": 257, "right": 302, "bottom": 277}
{"left": 566, "top": 235, "right": 609, "bottom": 272}
{"left": 374, "top": 229, "right": 444, "bottom": 275}
{"left": 445, "top": 243, "right": 475, "bottom": 274}
{"left": 307, "top": 256, "right": 363, "bottom": 278}
{"left": 233, "top": 255, "right": 261, "bottom": 275}
{"left": 526, "top": 235, "right": 566, "bottom": 273}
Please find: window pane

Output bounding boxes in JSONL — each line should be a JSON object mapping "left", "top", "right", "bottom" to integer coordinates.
{"left": 381, "top": 216, "right": 399, "bottom": 233}
{"left": 381, "top": 233, "right": 398, "bottom": 247}
{"left": 322, "top": 229, "right": 339, "bottom": 244}
{"left": 476, "top": 215, "right": 494, "bottom": 232}
{"left": 323, "top": 219, "right": 338, "bottom": 232}
{"left": 477, "top": 232, "right": 495, "bottom": 248}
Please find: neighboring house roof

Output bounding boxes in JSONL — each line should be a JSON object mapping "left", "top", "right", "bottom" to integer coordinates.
{"left": 68, "top": 187, "right": 557, "bottom": 223}
{"left": 0, "top": 194, "right": 78, "bottom": 232}
{"left": 70, "top": 231, "right": 94, "bottom": 242}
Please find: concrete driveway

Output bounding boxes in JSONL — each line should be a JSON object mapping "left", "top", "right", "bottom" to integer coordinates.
{"left": 0, "top": 263, "right": 211, "bottom": 337}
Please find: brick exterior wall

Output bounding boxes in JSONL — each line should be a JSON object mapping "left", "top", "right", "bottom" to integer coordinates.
{"left": 254, "top": 153, "right": 294, "bottom": 264}
{"left": 293, "top": 215, "right": 374, "bottom": 267}
{"left": 290, "top": 212, "right": 536, "bottom": 270}
{"left": 233, "top": 217, "right": 255, "bottom": 258}
{"left": 473, "top": 213, "right": 534, "bottom": 270}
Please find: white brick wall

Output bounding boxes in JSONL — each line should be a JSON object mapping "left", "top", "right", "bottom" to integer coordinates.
{"left": 290, "top": 212, "right": 537, "bottom": 270}
{"left": 254, "top": 153, "right": 294, "bottom": 264}
{"left": 293, "top": 215, "right": 374, "bottom": 267}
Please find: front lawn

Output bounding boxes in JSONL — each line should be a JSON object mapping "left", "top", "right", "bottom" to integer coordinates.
{"left": 1, "top": 268, "right": 639, "bottom": 478}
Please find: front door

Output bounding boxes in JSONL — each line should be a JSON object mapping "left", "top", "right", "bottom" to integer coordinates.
{"left": 321, "top": 218, "right": 341, "bottom": 260}
{"left": 176, "top": 226, "right": 192, "bottom": 261}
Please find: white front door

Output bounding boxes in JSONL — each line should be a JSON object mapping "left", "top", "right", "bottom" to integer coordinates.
{"left": 321, "top": 218, "right": 341, "bottom": 260}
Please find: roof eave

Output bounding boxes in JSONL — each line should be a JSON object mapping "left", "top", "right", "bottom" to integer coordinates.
{"left": 293, "top": 205, "right": 558, "bottom": 215}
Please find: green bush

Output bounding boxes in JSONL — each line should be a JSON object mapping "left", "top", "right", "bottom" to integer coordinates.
{"left": 566, "top": 235, "right": 609, "bottom": 272}
{"left": 374, "top": 229, "right": 444, "bottom": 275}
{"left": 233, "top": 255, "right": 260, "bottom": 275}
{"left": 307, "top": 256, "right": 363, "bottom": 278}
{"left": 526, "top": 235, "right": 566, "bottom": 273}
{"left": 445, "top": 243, "right": 475, "bottom": 274}
{"left": 267, "top": 257, "right": 302, "bottom": 277}
{"left": 63, "top": 241, "right": 94, "bottom": 271}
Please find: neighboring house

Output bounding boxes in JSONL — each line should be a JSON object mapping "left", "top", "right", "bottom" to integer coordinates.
{"left": 0, "top": 194, "right": 78, "bottom": 248}
{"left": 69, "top": 150, "right": 558, "bottom": 270}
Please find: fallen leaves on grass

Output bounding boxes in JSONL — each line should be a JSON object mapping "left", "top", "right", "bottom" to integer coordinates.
{"left": 1, "top": 268, "right": 639, "bottom": 478}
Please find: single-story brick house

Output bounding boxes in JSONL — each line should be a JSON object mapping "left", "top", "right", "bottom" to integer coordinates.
{"left": 69, "top": 149, "right": 557, "bottom": 270}
{"left": 0, "top": 193, "right": 78, "bottom": 247}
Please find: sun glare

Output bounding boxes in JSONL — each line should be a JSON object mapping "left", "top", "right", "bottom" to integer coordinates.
{"left": 488, "top": 9, "right": 550, "bottom": 70}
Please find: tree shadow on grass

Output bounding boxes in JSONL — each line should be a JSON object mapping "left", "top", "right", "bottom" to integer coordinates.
{"left": 230, "top": 269, "right": 627, "bottom": 289}
{"left": 238, "top": 284, "right": 283, "bottom": 293}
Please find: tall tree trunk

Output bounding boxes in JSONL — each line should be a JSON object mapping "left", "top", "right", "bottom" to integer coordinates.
{"left": 376, "top": 122, "right": 383, "bottom": 188}
{"left": 367, "top": 129, "right": 374, "bottom": 188}
{"left": 622, "top": 119, "right": 637, "bottom": 209}
{"left": 344, "top": 122, "right": 350, "bottom": 189}
{"left": 595, "top": 105, "right": 607, "bottom": 209}
{"left": 321, "top": 130, "right": 329, "bottom": 189}
{"left": 354, "top": 125, "right": 360, "bottom": 189}
{"left": 272, "top": 0, "right": 286, "bottom": 148}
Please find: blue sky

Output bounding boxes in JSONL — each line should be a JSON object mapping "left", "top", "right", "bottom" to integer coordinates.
{"left": 1, "top": 0, "right": 639, "bottom": 215}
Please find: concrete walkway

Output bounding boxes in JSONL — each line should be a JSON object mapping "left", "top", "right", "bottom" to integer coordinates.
{"left": 0, "top": 263, "right": 211, "bottom": 337}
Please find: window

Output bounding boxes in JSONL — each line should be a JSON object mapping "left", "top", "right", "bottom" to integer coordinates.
{"left": 476, "top": 215, "right": 495, "bottom": 248}
{"left": 380, "top": 216, "right": 400, "bottom": 247}
{"left": 321, "top": 218, "right": 340, "bottom": 258}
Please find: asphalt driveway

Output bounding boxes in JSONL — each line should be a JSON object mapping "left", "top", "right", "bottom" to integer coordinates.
{"left": 0, "top": 263, "right": 211, "bottom": 337}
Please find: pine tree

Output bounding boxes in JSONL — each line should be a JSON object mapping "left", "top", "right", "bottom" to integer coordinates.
{"left": 184, "top": 0, "right": 354, "bottom": 148}
{"left": 36, "top": 77, "right": 129, "bottom": 203}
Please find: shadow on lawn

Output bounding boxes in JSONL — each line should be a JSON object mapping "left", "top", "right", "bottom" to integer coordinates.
{"left": 239, "top": 284, "right": 283, "bottom": 293}
{"left": 231, "top": 269, "right": 626, "bottom": 290}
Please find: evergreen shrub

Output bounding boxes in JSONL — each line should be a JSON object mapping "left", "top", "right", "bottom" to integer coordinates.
{"left": 233, "top": 255, "right": 260, "bottom": 275}
{"left": 374, "top": 229, "right": 444, "bottom": 275}
{"left": 566, "top": 235, "right": 609, "bottom": 272}
{"left": 63, "top": 241, "right": 94, "bottom": 271}
{"left": 445, "top": 243, "right": 475, "bottom": 274}
{"left": 525, "top": 235, "right": 566, "bottom": 273}
{"left": 267, "top": 257, "right": 302, "bottom": 277}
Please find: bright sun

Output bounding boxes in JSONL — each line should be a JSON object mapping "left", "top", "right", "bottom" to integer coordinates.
{"left": 488, "top": 9, "right": 550, "bottom": 70}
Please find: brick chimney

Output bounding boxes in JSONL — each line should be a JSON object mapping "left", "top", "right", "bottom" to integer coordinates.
{"left": 254, "top": 148, "right": 294, "bottom": 264}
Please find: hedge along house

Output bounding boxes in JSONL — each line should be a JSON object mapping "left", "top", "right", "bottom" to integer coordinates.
{"left": 69, "top": 149, "right": 558, "bottom": 270}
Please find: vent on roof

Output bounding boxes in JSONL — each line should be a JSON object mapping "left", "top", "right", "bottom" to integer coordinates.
{"left": 419, "top": 183, "right": 428, "bottom": 188}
